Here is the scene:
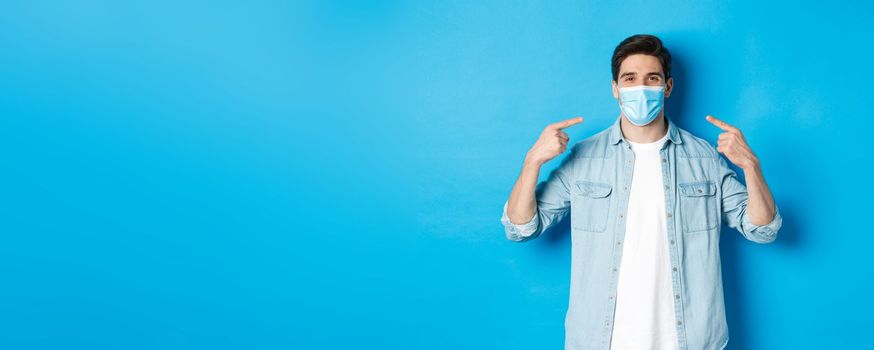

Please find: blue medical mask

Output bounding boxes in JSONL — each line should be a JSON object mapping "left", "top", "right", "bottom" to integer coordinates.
{"left": 618, "top": 85, "right": 665, "bottom": 126}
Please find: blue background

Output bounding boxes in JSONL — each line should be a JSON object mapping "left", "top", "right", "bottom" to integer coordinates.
{"left": 1, "top": 1, "right": 869, "bottom": 349}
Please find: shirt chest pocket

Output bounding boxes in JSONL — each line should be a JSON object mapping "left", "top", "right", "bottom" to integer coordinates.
{"left": 678, "top": 180, "right": 718, "bottom": 233}
{"left": 571, "top": 180, "right": 613, "bottom": 233}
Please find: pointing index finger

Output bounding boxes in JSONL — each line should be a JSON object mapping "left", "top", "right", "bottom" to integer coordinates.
{"left": 705, "top": 115, "right": 738, "bottom": 133}
{"left": 550, "top": 116, "right": 584, "bottom": 130}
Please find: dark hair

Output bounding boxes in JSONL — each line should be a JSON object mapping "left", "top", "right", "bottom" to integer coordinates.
{"left": 611, "top": 34, "right": 672, "bottom": 81}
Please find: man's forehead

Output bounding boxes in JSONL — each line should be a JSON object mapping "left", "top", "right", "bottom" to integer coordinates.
{"left": 619, "top": 55, "right": 663, "bottom": 74}
{"left": 619, "top": 70, "right": 664, "bottom": 77}
{"left": 619, "top": 66, "right": 664, "bottom": 76}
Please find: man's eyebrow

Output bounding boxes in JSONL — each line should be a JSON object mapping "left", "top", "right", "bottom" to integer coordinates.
{"left": 645, "top": 71, "right": 665, "bottom": 77}
{"left": 619, "top": 72, "right": 636, "bottom": 78}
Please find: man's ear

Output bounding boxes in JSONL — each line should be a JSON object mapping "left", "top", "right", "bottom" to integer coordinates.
{"left": 612, "top": 80, "right": 619, "bottom": 99}
{"left": 665, "top": 77, "right": 674, "bottom": 98}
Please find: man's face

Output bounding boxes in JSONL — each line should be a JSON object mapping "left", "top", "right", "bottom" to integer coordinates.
{"left": 611, "top": 53, "right": 673, "bottom": 99}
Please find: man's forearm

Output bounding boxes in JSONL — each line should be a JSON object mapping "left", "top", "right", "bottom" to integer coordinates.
{"left": 506, "top": 155, "right": 543, "bottom": 225}
{"left": 742, "top": 163, "right": 777, "bottom": 226}
{"left": 506, "top": 117, "right": 581, "bottom": 225}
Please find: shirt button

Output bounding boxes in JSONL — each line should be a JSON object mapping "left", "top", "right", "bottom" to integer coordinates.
{"left": 677, "top": 320, "right": 682, "bottom": 325}
{"left": 670, "top": 239, "right": 675, "bottom": 244}
{"left": 666, "top": 213, "right": 672, "bottom": 218}
{"left": 675, "top": 294, "right": 680, "bottom": 299}
{"left": 664, "top": 185, "right": 669, "bottom": 190}
{"left": 613, "top": 268, "right": 617, "bottom": 272}
{"left": 624, "top": 186, "right": 628, "bottom": 191}
{"left": 662, "top": 158, "right": 667, "bottom": 163}
{"left": 672, "top": 267, "right": 677, "bottom": 272}
{"left": 617, "top": 241, "right": 621, "bottom": 245}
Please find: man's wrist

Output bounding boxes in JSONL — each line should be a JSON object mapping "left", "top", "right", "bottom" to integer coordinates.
{"left": 523, "top": 153, "right": 544, "bottom": 169}
{"left": 741, "top": 161, "right": 762, "bottom": 176}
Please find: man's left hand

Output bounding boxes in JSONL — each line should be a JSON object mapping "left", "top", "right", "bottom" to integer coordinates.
{"left": 706, "top": 115, "right": 760, "bottom": 171}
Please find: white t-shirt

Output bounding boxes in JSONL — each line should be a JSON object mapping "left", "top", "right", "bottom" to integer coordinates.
{"left": 608, "top": 132, "right": 679, "bottom": 350}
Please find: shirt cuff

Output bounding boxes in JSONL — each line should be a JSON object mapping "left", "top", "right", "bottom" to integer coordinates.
{"left": 742, "top": 205, "right": 783, "bottom": 237}
{"left": 501, "top": 200, "right": 539, "bottom": 239}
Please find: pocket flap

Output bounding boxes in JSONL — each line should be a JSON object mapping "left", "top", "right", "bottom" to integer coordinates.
{"left": 575, "top": 181, "right": 612, "bottom": 198}
{"left": 679, "top": 181, "right": 716, "bottom": 196}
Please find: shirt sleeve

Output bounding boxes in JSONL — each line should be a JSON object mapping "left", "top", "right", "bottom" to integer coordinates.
{"left": 717, "top": 155, "right": 782, "bottom": 244}
{"left": 500, "top": 161, "right": 573, "bottom": 242}
{"left": 501, "top": 200, "right": 540, "bottom": 239}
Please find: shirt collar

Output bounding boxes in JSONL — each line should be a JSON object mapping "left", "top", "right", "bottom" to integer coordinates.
{"left": 608, "top": 115, "right": 683, "bottom": 146}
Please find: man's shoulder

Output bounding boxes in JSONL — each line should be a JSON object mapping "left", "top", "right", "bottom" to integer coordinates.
{"left": 563, "top": 122, "right": 721, "bottom": 159}
{"left": 567, "top": 127, "right": 613, "bottom": 159}
{"left": 675, "top": 127, "right": 719, "bottom": 159}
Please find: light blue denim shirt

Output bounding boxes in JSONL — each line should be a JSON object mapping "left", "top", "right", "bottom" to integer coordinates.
{"left": 500, "top": 115, "right": 782, "bottom": 350}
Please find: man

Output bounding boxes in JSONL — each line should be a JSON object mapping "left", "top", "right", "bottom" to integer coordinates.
{"left": 499, "top": 34, "right": 782, "bottom": 350}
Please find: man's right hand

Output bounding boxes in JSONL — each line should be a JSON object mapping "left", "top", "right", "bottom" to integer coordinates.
{"left": 525, "top": 117, "right": 584, "bottom": 166}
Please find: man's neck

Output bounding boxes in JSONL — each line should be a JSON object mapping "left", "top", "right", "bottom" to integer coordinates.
{"left": 620, "top": 114, "right": 668, "bottom": 143}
